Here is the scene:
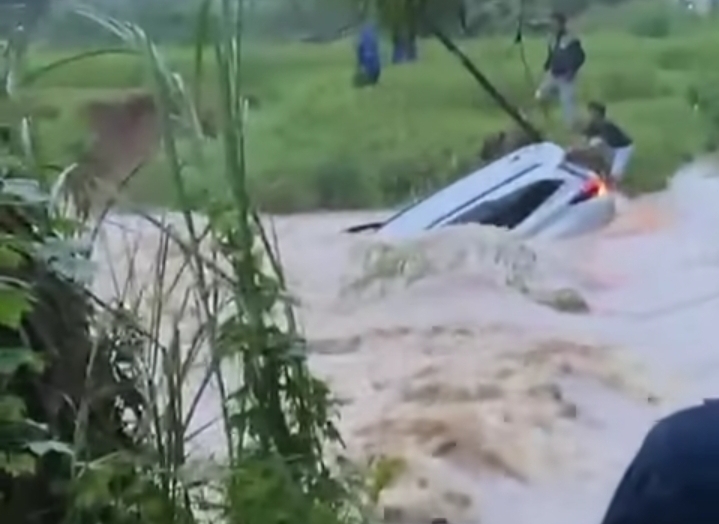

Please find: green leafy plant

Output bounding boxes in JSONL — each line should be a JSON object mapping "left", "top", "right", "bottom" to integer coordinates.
{"left": 0, "top": 0, "right": 396, "bottom": 522}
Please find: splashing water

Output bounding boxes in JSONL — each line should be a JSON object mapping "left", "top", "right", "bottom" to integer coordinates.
{"left": 92, "top": 159, "right": 719, "bottom": 524}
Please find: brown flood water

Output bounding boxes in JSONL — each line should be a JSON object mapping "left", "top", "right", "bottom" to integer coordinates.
{"left": 92, "top": 159, "right": 719, "bottom": 523}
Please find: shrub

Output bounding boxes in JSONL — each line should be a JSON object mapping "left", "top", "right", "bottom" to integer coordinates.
{"left": 22, "top": 8, "right": 719, "bottom": 211}
{"left": 2, "top": 2, "right": 381, "bottom": 524}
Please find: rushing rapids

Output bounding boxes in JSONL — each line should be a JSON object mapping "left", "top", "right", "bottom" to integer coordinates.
{"left": 92, "top": 159, "right": 719, "bottom": 523}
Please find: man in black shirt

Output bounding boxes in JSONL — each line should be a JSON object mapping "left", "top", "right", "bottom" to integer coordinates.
{"left": 583, "top": 101, "right": 634, "bottom": 184}
{"left": 535, "top": 11, "right": 586, "bottom": 127}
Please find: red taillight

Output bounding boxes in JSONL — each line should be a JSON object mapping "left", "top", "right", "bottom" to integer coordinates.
{"left": 585, "top": 176, "right": 608, "bottom": 196}
{"left": 570, "top": 175, "right": 608, "bottom": 205}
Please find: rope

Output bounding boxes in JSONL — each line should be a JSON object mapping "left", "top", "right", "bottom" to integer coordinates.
{"left": 512, "top": 0, "right": 551, "bottom": 128}
{"left": 514, "top": 0, "right": 537, "bottom": 94}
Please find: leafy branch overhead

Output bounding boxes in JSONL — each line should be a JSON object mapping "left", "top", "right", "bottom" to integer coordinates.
{"left": 354, "top": 0, "right": 466, "bottom": 34}
{"left": 353, "top": 0, "right": 575, "bottom": 35}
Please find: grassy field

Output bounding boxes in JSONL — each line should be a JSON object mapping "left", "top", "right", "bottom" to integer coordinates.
{"left": 20, "top": 18, "right": 719, "bottom": 212}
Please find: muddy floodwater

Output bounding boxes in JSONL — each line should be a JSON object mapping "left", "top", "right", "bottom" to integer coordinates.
{"left": 93, "top": 160, "right": 719, "bottom": 524}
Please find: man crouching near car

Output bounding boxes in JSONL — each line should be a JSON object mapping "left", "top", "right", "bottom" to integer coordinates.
{"left": 581, "top": 101, "right": 634, "bottom": 187}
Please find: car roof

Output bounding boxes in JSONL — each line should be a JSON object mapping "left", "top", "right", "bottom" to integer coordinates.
{"left": 377, "top": 142, "right": 575, "bottom": 237}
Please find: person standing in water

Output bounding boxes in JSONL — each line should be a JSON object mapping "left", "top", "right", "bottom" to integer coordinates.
{"left": 354, "top": 23, "right": 381, "bottom": 88}
{"left": 600, "top": 399, "right": 719, "bottom": 524}
{"left": 535, "top": 11, "right": 586, "bottom": 127}
{"left": 582, "top": 101, "right": 634, "bottom": 185}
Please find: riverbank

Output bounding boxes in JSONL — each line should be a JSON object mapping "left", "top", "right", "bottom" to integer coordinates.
{"left": 24, "top": 25, "right": 718, "bottom": 212}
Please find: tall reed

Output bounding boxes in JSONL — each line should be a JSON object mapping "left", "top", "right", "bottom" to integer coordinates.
{"left": 1, "top": 0, "right": 376, "bottom": 522}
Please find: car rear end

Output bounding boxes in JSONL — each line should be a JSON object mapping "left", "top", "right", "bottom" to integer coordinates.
{"left": 523, "top": 160, "right": 615, "bottom": 239}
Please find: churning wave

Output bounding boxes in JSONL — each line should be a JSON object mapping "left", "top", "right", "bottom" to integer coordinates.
{"left": 89, "top": 158, "right": 719, "bottom": 524}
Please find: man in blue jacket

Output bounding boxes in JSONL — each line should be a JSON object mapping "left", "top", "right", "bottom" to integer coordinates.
{"left": 354, "top": 23, "right": 381, "bottom": 88}
{"left": 535, "top": 11, "right": 585, "bottom": 127}
{"left": 600, "top": 399, "right": 719, "bottom": 524}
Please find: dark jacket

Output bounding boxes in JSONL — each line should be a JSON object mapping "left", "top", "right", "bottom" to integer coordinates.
{"left": 543, "top": 30, "right": 585, "bottom": 79}
{"left": 600, "top": 400, "right": 719, "bottom": 524}
{"left": 583, "top": 118, "right": 633, "bottom": 149}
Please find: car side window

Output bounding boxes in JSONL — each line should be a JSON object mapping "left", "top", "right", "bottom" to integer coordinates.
{"left": 449, "top": 179, "right": 563, "bottom": 229}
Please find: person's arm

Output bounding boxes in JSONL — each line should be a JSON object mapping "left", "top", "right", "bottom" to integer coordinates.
{"left": 357, "top": 30, "right": 371, "bottom": 63}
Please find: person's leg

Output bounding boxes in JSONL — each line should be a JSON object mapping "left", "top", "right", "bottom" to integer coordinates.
{"left": 610, "top": 144, "right": 634, "bottom": 183}
{"left": 353, "top": 67, "right": 376, "bottom": 88}
{"left": 557, "top": 77, "right": 576, "bottom": 128}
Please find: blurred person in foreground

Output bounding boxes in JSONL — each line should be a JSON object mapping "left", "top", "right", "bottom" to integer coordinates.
{"left": 535, "top": 11, "right": 586, "bottom": 127}
{"left": 354, "top": 23, "right": 381, "bottom": 88}
{"left": 600, "top": 399, "right": 719, "bottom": 524}
{"left": 582, "top": 101, "right": 634, "bottom": 186}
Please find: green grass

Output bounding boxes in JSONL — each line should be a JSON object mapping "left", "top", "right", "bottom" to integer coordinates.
{"left": 20, "top": 24, "right": 719, "bottom": 212}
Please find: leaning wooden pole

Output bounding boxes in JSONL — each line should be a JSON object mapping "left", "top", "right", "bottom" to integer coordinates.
{"left": 424, "top": 16, "right": 544, "bottom": 143}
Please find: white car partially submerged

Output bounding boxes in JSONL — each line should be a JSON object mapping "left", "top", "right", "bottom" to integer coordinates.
{"left": 347, "top": 142, "right": 616, "bottom": 239}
